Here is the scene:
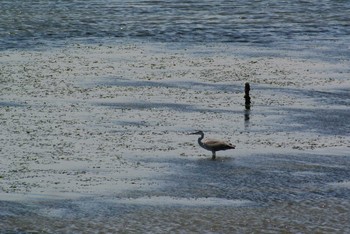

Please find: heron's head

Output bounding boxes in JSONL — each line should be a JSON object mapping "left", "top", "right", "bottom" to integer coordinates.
{"left": 189, "top": 130, "right": 204, "bottom": 135}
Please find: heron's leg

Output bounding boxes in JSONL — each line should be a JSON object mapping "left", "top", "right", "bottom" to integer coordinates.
{"left": 211, "top": 151, "right": 216, "bottom": 160}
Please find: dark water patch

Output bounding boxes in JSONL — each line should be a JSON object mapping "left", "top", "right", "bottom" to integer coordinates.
{"left": 0, "top": 200, "right": 37, "bottom": 217}
{"left": 99, "top": 101, "right": 194, "bottom": 112}
{"left": 134, "top": 153, "right": 350, "bottom": 204}
{"left": 306, "top": 89, "right": 350, "bottom": 106}
{"left": 89, "top": 77, "right": 241, "bottom": 93}
{"left": 256, "top": 86, "right": 350, "bottom": 107}
{"left": 0, "top": 101, "right": 26, "bottom": 107}
{"left": 98, "top": 101, "right": 242, "bottom": 115}
{"left": 285, "top": 108, "right": 350, "bottom": 136}
{"left": 253, "top": 86, "right": 350, "bottom": 136}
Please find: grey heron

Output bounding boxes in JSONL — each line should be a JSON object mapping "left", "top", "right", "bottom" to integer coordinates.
{"left": 190, "top": 130, "right": 235, "bottom": 160}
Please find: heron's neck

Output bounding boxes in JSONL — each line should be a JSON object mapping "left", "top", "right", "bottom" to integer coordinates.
{"left": 197, "top": 133, "right": 204, "bottom": 144}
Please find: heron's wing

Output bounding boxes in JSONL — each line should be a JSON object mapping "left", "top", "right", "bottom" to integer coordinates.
{"left": 203, "top": 139, "right": 224, "bottom": 145}
{"left": 203, "top": 139, "right": 235, "bottom": 150}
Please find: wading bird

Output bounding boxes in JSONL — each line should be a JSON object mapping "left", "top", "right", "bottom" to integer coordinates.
{"left": 189, "top": 130, "right": 235, "bottom": 160}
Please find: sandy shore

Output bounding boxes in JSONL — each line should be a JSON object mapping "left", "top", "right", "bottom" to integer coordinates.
{"left": 1, "top": 42, "right": 349, "bottom": 198}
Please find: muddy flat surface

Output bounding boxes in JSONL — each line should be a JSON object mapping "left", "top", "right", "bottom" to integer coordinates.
{"left": 1, "top": 43, "right": 349, "bottom": 233}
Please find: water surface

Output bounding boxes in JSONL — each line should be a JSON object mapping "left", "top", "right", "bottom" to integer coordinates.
{"left": 1, "top": 0, "right": 350, "bottom": 53}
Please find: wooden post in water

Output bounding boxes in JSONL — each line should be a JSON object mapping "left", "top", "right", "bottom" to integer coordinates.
{"left": 244, "top": 82, "right": 251, "bottom": 110}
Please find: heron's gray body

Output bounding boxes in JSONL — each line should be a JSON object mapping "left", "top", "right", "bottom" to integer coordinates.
{"left": 190, "top": 131, "right": 235, "bottom": 160}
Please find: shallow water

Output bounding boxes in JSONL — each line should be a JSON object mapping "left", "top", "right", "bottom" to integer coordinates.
{"left": 1, "top": 152, "right": 350, "bottom": 233}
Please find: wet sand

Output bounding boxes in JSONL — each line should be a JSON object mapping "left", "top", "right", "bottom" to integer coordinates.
{"left": 1, "top": 42, "right": 349, "bottom": 232}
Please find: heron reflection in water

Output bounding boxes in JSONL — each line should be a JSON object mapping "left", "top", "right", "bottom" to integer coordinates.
{"left": 189, "top": 131, "right": 235, "bottom": 160}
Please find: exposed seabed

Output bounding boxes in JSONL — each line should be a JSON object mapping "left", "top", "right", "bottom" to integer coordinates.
{"left": 1, "top": 42, "right": 349, "bottom": 233}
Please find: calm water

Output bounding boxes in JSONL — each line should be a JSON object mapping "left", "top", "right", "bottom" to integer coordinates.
{"left": 1, "top": 0, "right": 350, "bottom": 50}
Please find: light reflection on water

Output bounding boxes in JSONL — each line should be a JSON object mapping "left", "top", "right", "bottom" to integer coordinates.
{"left": 1, "top": 152, "right": 350, "bottom": 233}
